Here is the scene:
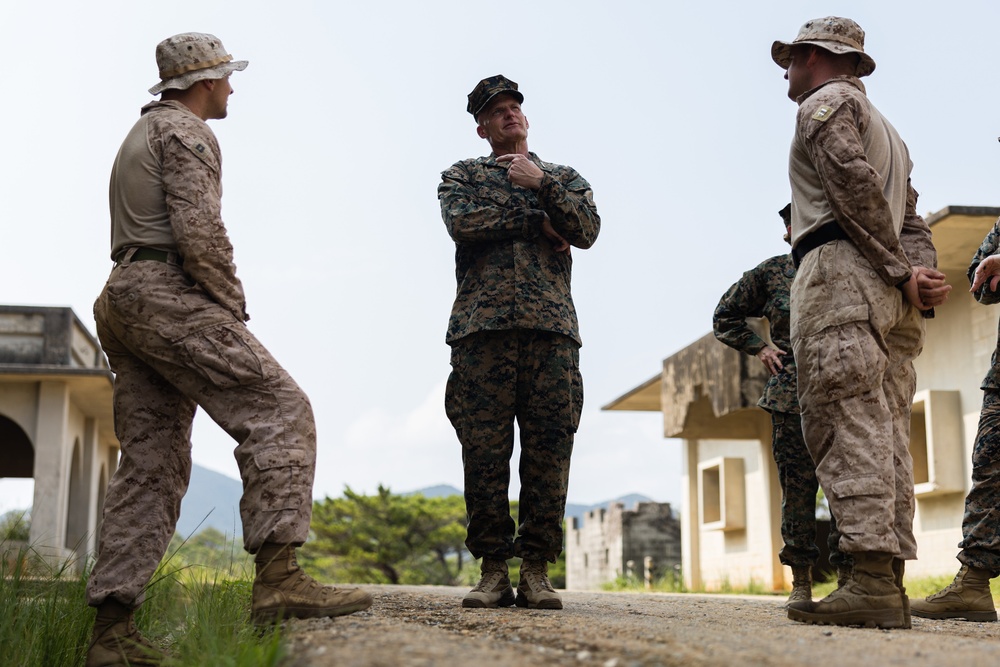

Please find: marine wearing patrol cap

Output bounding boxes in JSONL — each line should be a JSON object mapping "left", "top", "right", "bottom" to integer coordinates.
{"left": 467, "top": 74, "right": 524, "bottom": 119}
{"left": 780, "top": 203, "right": 792, "bottom": 244}
{"left": 149, "top": 32, "right": 248, "bottom": 96}
{"left": 771, "top": 16, "right": 876, "bottom": 78}
{"left": 779, "top": 203, "right": 792, "bottom": 225}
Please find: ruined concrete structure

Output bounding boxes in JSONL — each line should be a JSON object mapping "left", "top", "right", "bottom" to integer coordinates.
{"left": 605, "top": 206, "right": 1000, "bottom": 592}
{"left": 0, "top": 306, "right": 118, "bottom": 569}
{"left": 565, "top": 501, "right": 681, "bottom": 590}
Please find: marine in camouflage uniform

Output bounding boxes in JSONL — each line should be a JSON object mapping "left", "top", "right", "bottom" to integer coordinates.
{"left": 85, "top": 33, "right": 370, "bottom": 667}
{"left": 713, "top": 206, "right": 848, "bottom": 604}
{"left": 439, "top": 75, "right": 599, "bottom": 609}
{"left": 773, "top": 17, "right": 949, "bottom": 629}
{"left": 911, "top": 220, "right": 1000, "bottom": 622}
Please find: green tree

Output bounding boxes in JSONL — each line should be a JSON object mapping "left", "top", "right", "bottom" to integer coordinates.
{"left": 303, "top": 486, "right": 470, "bottom": 586}
{"left": 0, "top": 511, "right": 30, "bottom": 542}
{"left": 165, "top": 527, "right": 253, "bottom": 574}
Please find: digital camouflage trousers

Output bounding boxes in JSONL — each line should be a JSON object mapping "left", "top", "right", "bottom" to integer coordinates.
{"left": 958, "top": 389, "right": 1000, "bottom": 575}
{"left": 771, "top": 411, "right": 849, "bottom": 569}
{"left": 446, "top": 329, "right": 582, "bottom": 563}
{"left": 86, "top": 260, "right": 316, "bottom": 608}
{"left": 791, "top": 240, "right": 923, "bottom": 559}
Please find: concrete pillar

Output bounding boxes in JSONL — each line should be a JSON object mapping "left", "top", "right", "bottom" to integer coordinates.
{"left": 681, "top": 438, "right": 701, "bottom": 590}
{"left": 29, "top": 381, "right": 73, "bottom": 563}
{"left": 81, "top": 417, "right": 101, "bottom": 558}
{"left": 759, "top": 419, "right": 785, "bottom": 592}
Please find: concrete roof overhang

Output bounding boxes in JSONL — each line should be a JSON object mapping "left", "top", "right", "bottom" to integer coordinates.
{"left": 0, "top": 365, "right": 117, "bottom": 447}
{"left": 924, "top": 206, "right": 1000, "bottom": 272}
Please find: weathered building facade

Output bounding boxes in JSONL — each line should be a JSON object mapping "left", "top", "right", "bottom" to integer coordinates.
{"left": 605, "top": 206, "right": 1000, "bottom": 593}
{"left": 0, "top": 306, "right": 118, "bottom": 569}
{"left": 565, "top": 501, "right": 682, "bottom": 590}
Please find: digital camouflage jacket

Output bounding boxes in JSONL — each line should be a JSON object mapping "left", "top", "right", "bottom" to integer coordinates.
{"left": 713, "top": 254, "right": 799, "bottom": 414}
{"left": 110, "top": 100, "right": 248, "bottom": 321}
{"left": 438, "top": 152, "right": 600, "bottom": 345}
{"left": 969, "top": 218, "right": 1000, "bottom": 389}
{"left": 790, "top": 77, "right": 937, "bottom": 286}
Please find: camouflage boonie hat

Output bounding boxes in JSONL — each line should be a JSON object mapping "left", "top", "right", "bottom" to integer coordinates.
{"left": 467, "top": 75, "right": 524, "bottom": 119}
{"left": 149, "top": 32, "right": 248, "bottom": 96}
{"left": 771, "top": 17, "right": 876, "bottom": 77}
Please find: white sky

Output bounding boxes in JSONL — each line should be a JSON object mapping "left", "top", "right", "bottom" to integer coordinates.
{"left": 3, "top": 0, "right": 1000, "bottom": 514}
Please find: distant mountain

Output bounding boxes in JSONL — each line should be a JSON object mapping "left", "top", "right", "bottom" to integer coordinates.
{"left": 564, "top": 494, "right": 661, "bottom": 526}
{"left": 176, "top": 474, "right": 663, "bottom": 538}
{"left": 403, "top": 484, "right": 659, "bottom": 525}
{"left": 177, "top": 465, "right": 244, "bottom": 539}
{"left": 403, "top": 484, "right": 463, "bottom": 498}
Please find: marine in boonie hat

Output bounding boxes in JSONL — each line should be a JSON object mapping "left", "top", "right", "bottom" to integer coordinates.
{"left": 467, "top": 75, "right": 524, "bottom": 119}
{"left": 771, "top": 17, "right": 875, "bottom": 78}
{"left": 149, "top": 32, "right": 248, "bottom": 96}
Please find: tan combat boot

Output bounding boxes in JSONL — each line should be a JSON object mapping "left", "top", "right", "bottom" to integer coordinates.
{"left": 892, "top": 558, "right": 911, "bottom": 629}
{"left": 787, "top": 566, "right": 812, "bottom": 607}
{"left": 787, "top": 551, "right": 905, "bottom": 629}
{"left": 911, "top": 564, "right": 997, "bottom": 622}
{"left": 516, "top": 559, "right": 562, "bottom": 610}
{"left": 85, "top": 600, "right": 163, "bottom": 667}
{"left": 462, "top": 558, "right": 515, "bottom": 608}
{"left": 252, "top": 543, "right": 373, "bottom": 624}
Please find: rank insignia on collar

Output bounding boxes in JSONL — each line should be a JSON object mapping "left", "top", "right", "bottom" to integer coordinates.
{"left": 812, "top": 105, "right": 834, "bottom": 122}
{"left": 195, "top": 143, "right": 205, "bottom": 153}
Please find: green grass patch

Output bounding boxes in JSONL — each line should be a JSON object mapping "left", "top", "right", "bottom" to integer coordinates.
{"left": 604, "top": 567, "right": 1000, "bottom": 602}
{"left": 1, "top": 537, "right": 286, "bottom": 667}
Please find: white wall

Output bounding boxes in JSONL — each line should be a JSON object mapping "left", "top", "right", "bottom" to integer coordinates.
{"left": 909, "top": 288, "right": 1000, "bottom": 576}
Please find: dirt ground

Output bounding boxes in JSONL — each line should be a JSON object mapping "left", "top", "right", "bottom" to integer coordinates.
{"left": 280, "top": 585, "right": 1000, "bottom": 667}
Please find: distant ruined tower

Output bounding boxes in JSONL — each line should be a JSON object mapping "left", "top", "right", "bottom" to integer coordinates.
{"left": 565, "top": 501, "right": 681, "bottom": 590}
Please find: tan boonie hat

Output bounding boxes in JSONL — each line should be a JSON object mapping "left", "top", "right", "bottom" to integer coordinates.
{"left": 467, "top": 75, "right": 524, "bottom": 119}
{"left": 771, "top": 17, "right": 876, "bottom": 78}
{"left": 149, "top": 32, "right": 248, "bottom": 96}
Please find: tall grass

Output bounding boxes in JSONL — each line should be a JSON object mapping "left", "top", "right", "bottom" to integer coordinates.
{"left": 1, "top": 535, "right": 286, "bottom": 667}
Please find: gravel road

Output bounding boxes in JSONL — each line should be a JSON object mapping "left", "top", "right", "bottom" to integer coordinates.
{"left": 280, "top": 585, "right": 1000, "bottom": 667}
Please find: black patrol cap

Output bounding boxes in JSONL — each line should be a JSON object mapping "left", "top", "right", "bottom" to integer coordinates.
{"left": 779, "top": 203, "right": 792, "bottom": 225}
{"left": 467, "top": 74, "right": 524, "bottom": 119}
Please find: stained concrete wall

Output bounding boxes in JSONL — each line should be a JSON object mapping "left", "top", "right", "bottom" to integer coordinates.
{"left": 566, "top": 501, "right": 681, "bottom": 590}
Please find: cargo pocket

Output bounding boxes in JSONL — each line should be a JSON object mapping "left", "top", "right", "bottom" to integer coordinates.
{"left": 796, "top": 303, "right": 885, "bottom": 406}
{"left": 830, "top": 474, "right": 888, "bottom": 501}
{"left": 568, "top": 344, "right": 583, "bottom": 432}
{"left": 178, "top": 323, "right": 265, "bottom": 389}
{"left": 252, "top": 447, "right": 313, "bottom": 512}
{"left": 445, "top": 345, "right": 468, "bottom": 432}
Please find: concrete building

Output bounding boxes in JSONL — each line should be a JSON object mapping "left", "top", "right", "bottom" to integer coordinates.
{"left": 0, "top": 306, "right": 118, "bottom": 569}
{"left": 566, "top": 501, "right": 681, "bottom": 590}
{"left": 604, "top": 206, "right": 1000, "bottom": 593}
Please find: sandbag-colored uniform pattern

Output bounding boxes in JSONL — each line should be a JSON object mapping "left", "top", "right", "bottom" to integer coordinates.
{"left": 87, "top": 102, "right": 316, "bottom": 608}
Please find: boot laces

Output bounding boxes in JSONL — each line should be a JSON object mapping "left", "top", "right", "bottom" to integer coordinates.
{"left": 524, "top": 568, "right": 555, "bottom": 592}
{"left": 927, "top": 566, "right": 969, "bottom": 601}
{"left": 472, "top": 570, "right": 505, "bottom": 592}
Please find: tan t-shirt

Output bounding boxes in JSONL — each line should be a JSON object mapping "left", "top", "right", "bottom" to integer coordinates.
{"left": 108, "top": 100, "right": 247, "bottom": 321}
{"left": 788, "top": 76, "right": 916, "bottom": 287}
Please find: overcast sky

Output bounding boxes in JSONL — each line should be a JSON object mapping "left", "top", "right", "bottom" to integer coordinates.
{"left": 3, "top": 0, "right": 1000, "bottom": 515}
